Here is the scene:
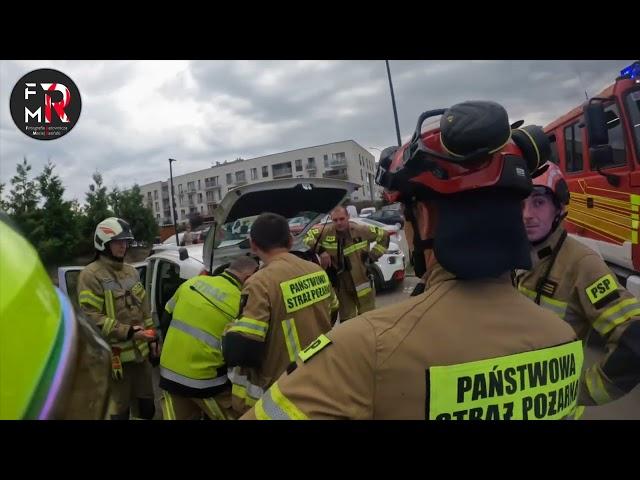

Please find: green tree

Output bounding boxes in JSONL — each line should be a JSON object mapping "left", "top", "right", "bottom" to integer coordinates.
{"left": 8, "top": 158, "right": 41, "bottom": 237}
{"left": 81, "top": 172, "right": 113, "bottom": 252}
{"left": 108, "top": 186, "right": 122, "bottom": 216}
{"left": 118, "top": 184, "right": 158, "bottom": 244}
{"left": 32, "top": 161, "right": 81, "bottom": 265}
{"left": 0, "top": 183, "right": 9, "bottom": 212}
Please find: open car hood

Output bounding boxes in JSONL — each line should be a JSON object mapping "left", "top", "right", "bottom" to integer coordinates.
{"left": 203, "top": 178, "right": 358, "bottom": 273}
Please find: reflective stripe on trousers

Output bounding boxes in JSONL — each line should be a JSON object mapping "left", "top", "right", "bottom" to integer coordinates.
{"left": 160, "top": 366, "right": 228, "bottom": 389}
{"left": 356, "top": 281, "right": 372, "bottom": 298}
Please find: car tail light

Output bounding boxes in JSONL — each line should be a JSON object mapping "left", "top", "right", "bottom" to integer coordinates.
{"left": 393, "top": 270, "right": 405, "bottom": 281}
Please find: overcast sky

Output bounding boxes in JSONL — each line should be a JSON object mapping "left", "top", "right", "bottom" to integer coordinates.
{"left": 0, "top": 60, "right": 632, "bottom": 204}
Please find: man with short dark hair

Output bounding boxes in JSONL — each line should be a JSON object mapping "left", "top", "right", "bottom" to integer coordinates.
{"left": 160, "top": 255, "right": 258, "bottom": 420}
{"left": 304, "top": 205, "right": 389, "bottom": 321}
{"left": 516, "top": 162, "right": 640, "bottom": 407}
{"left": 222, "top": 212, "right": 337, "bottom": 415}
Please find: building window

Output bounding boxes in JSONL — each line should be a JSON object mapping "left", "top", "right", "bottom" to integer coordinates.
{"left": 564, "top": 120, "right": 583, "bottom": 172}
{"left": 198, "top": 179, "right": 201, "bottom": 190}
{"left": 200, "top": 205, "right": 204, "bottom": 213}
{"left": 295, "top": 159, "right": 303, "bottom": 171}
{"left": 156, "top": 213, "right": 160, "bottom": 221}
{"left": 308, "top": 157, "right": 315, "bottom": 167}
{"left": 178, "top": 184, "right": 183, "bottom": 194}
{"left": 360, "top": 170, "right": 363, "bottom": 181}
{"left": 251, "top": 168, "right": 258, "bottom": 180}
{"left": 154, "top": 190, "right": 158, "bottom": 200}
{"left": 226, "top": 173, "right": 233, "bottom": 184}
{"left": 326, "top": 152, "right": 346, "bottom": 168}
{"left": 262, "top": 166, "right": 269, "bottom": 178}
{"left": 179, "top": 197, "right": 184, "bottom": 207}
{"left": 236, "top": 170, "right": 246, "bottom": 183}
{"left": 208, "top": 204, "right": 215, "bottom": 215}
{"left": 205, "top": 176, "right": 219, "bottom": 187}
{"left": 217, "top": 190, "right": 222, "bottom": 201}
{"left": 198, "top": 193, "right": 203, "bottom": 203}
{"left": 206, "top": 190, "right": 214, "bottom": 201}
{"left": 272, "top": 162, "right": 293, "bottom": 178}
{"left": 188, "top": 193, "right": 194, "bottom": 204}
{"left": 155, "top": 201, "right": 159, "bottom": 212}
{"left": 181, "top": 209, "right": 185, "bottom": 219}
{"left": 187, "top": 181, "right": 195, "bottom": 192}
{"left": 323, "top": 154, "right": 328, "bottom": 167}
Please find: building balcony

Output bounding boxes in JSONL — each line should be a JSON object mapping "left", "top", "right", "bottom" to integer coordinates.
{"left": 272, "top": 167, "right": 293, "bottom": 179}
{"left": 322, "top": 168, "right": 349, "bottom": 180}
{"left": 306, "top": 164, "right": 317, "bottom": 171}
{"left": 205, "top": 182, "right": 221, "bottom": 190}
{"left": 325, "top": 159, "right": 348, "bottom": 168}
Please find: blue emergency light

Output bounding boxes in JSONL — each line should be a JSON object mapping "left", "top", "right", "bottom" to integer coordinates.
{"left": 620, "top": 61, "right": 640, "bottom": 79}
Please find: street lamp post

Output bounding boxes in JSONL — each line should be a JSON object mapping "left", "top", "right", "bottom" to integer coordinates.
{"left": 168, "top": 158, "right": 180, "bottom": 246}
{"left": 385, "top": 60, "right": 402, "bottom": 147}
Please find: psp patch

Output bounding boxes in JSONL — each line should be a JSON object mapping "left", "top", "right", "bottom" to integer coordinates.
{"left": 298, "top": 334, "right": 332, "bottom": 363}
{"left": 586, "top": 274, "right": 618, "bottom": 308}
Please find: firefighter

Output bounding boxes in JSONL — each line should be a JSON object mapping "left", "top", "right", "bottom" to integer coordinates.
{"left": 241, "top": 100, "right": 582, "bottom": 420}
{"left": 0, "top": 214, "right": 112, "bottom": 420}
{"left": 304, "top": 205, "right": 389, "bottom": 321}
{"left": 159, "top": 256, "right": 258, "bottom": 420}
{"left": 77, "top": 217, "right": 157, "bottom": 420}
{"left": 222, "top": 212, "right": 338, "bottom": 416}
{"left": 516, "top": 161, "right": 640, "bottom": 406}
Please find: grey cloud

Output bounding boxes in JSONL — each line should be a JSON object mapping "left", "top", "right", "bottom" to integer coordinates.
{"left": 1, "top": 59, "right": 634, "bottom": 203}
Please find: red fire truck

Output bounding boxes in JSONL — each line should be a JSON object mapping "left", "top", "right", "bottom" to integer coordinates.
{"left": 543, "top": 61, "right": 640, "bottom": 295}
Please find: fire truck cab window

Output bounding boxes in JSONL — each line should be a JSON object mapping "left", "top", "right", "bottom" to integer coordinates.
{"left": 596, "top": 103, "right": 627, "bottom": 168}
{"left": 625, "top": 91, "right": 640, "bottom": 164}
{"left": 564, "top": 120, "right": 583, "bottom": 172}
{"left": 548, "top": 134, "right": 559, "bottom": 164}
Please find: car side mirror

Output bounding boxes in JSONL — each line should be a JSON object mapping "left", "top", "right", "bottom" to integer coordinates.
{"left": 583, "top": 98, "right": 620, "bottom": 187}
{"left": 583, "top": 99, "right": 609, "bottom": 148}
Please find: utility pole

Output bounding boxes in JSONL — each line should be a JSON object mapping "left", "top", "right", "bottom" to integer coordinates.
{"left": 385, "top": 60, "right": 402, "bottom": 147}
{"left": 168, "top": 158, "right": 180, "bottom": 245}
